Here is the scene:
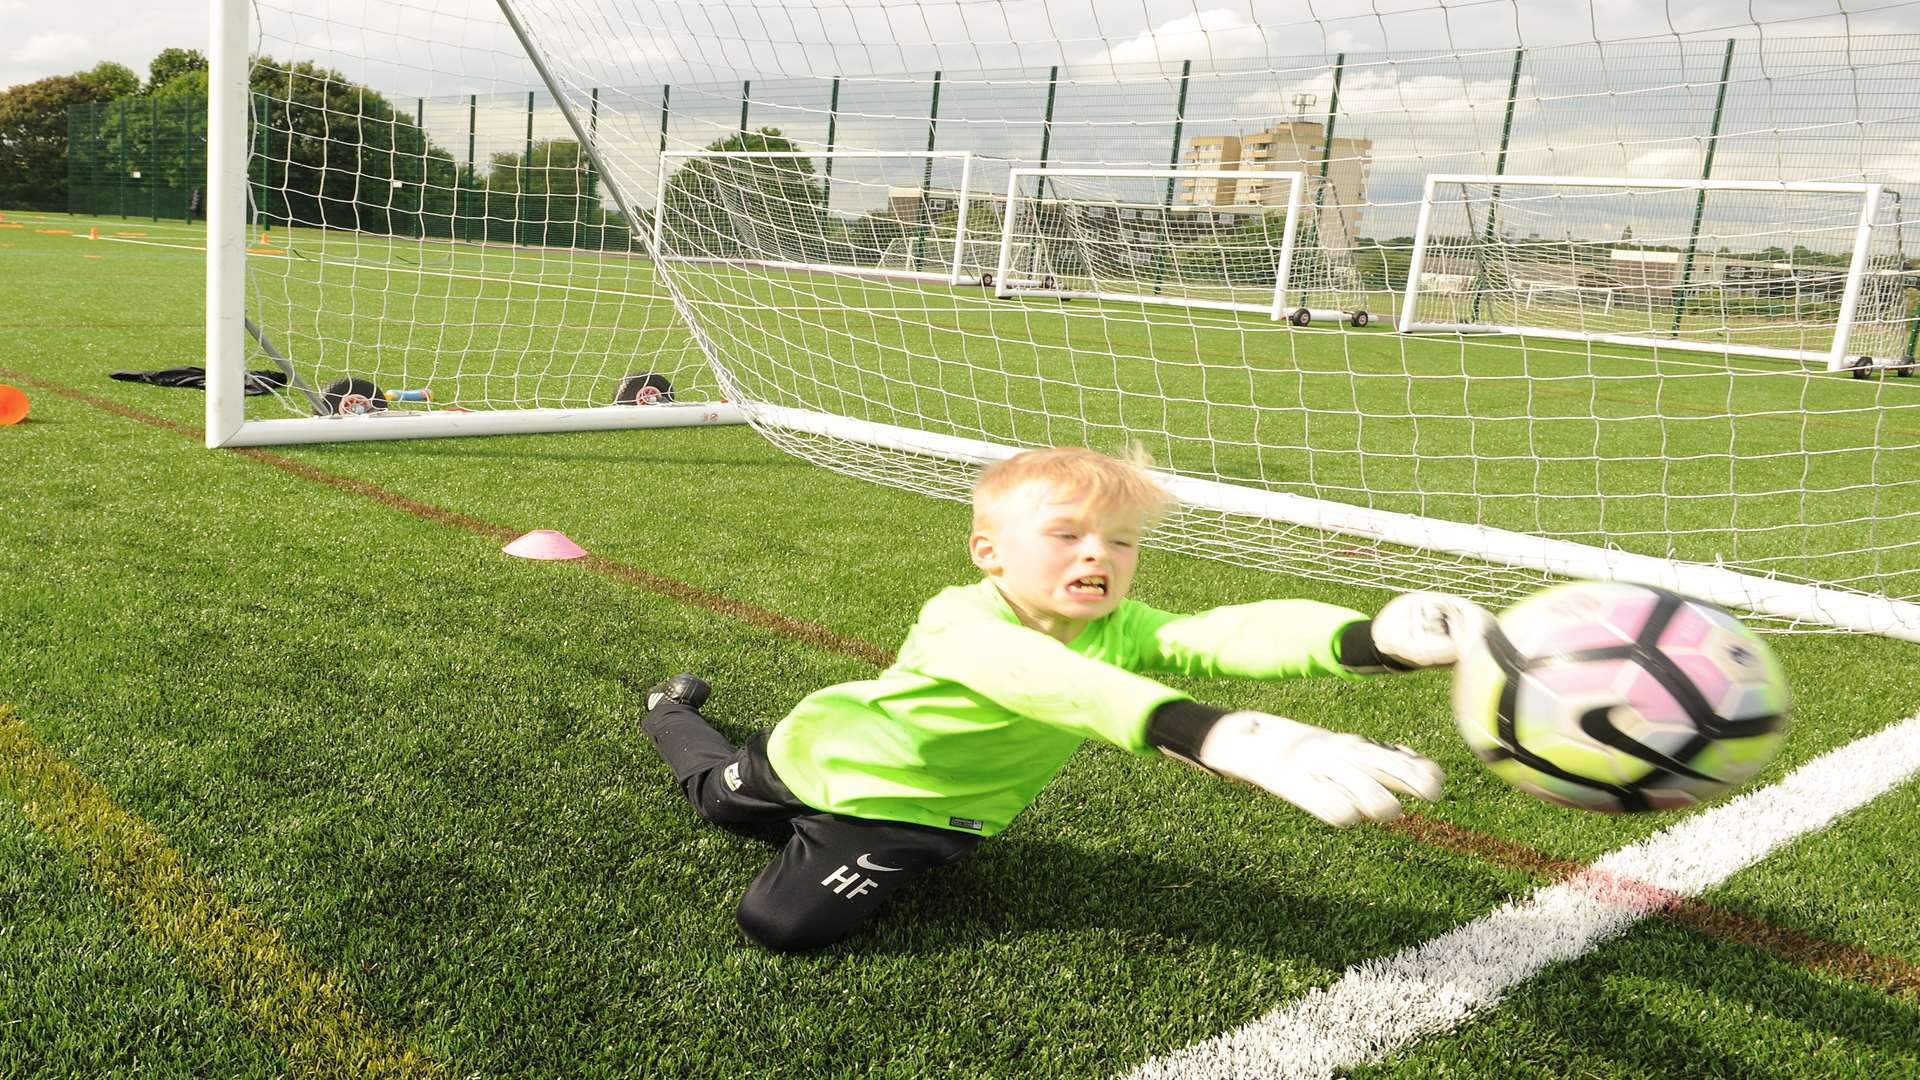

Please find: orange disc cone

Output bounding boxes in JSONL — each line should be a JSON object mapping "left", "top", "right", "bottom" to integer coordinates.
{"left": 0, "top": 384, "right": 30, "bottom": 426}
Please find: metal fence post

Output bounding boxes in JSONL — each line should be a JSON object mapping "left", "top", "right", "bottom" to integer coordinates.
{"left": 915, "top": 70, "right": 942, "bottom": 269}
{"left": 1468, "top": 47, "right": 1528, "bottom": 322}
{"left": 1671, "top": 38, "right": 1739, "bottom": 335}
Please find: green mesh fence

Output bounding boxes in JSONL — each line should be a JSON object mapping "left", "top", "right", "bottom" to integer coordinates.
{"left": 67, "top": 97, "right": 208, "bottom": 221}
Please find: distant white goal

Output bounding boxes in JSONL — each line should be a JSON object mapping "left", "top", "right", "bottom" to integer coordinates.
{"left": 1400, "top": 174, "right": 1914, "bottom": 372}
{"left": 993, "top": 167, "right": 1372, "bottom": 325}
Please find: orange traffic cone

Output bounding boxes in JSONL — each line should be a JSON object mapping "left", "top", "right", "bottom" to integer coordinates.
{"left": 88, "top": 226, "right": 99, "bottom": 240}
{"left": 259, "top": 229, "right": 271, "bottom": 245}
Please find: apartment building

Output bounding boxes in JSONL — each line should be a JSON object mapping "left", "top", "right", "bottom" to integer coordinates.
{"left": 1180, "top": 120, "right": 1371, "bottom": 244}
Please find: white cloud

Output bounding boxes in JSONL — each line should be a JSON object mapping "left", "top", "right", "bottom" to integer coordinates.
{"left": 11, "top": 31, "right": 90, "bottom": 68}
{"left": 1093, "top": 8, "right": 1274, "bottom": 67}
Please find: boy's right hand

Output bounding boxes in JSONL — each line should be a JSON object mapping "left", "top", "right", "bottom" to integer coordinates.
{"left": 1193, "top": 711, "right": 1444, "bottom": 827}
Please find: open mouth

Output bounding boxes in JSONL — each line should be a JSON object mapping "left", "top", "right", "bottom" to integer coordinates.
{"left": 1066, "top": 575, "right": 1109, "bottom": 597}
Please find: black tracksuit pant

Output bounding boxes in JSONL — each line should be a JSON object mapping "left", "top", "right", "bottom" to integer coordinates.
{"left": 641, "top": 697, "right": 982, "bottom": 952}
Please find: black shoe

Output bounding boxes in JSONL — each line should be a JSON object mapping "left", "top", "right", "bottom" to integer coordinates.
{"left": 645, "top": 673, "right": 710, "bottom": 713}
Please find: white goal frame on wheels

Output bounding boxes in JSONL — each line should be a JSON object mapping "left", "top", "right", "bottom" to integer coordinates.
{"left": 994, "top": 167, "right": 1336, "bottom": 321}
{"left": 651, "top": 150, "right": 981, "bottom": 287}
{"left": 203, "top": 0, "right": 745, "bottom": 448}
{"left": 1398, "top": 174, "right": 1890, "bottom": 371}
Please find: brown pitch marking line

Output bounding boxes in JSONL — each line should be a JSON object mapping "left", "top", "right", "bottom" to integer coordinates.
{"left": 0, "top": 368, "right": 890, "bottom": 668}
{"left": 1386, "top": 813, "right": 1920, "bottom": 999}
{"left": 11, "top": 366, "right": 1917, "bottom": 1000}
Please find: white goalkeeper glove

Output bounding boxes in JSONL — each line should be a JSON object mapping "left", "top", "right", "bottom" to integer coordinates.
{"left": 1368, "top": 591, "right": 1491, "bottom": 669}
{"left": 1188, "top": 711, "right": 1444, "bottom": 827}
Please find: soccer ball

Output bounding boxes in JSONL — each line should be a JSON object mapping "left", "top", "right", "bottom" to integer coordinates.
{"left": 1452, "top": 582, "right": 1790, "bottom": 813}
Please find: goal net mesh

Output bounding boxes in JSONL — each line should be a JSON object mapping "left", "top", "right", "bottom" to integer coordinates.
{"left": 242, "top": 0, "right": 1920, "bottom": 634}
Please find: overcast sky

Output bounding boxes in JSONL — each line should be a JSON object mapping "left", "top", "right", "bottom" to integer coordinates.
{"left": 0, "top": 0, "right": 205, "bottom": 89}
{"left": 11, "top": 0, "right": 1920, "bottom": 93}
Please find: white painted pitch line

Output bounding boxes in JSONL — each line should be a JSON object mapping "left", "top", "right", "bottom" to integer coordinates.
{"left": 1124, "top": 707, "right": 1920, "bottom": 1080}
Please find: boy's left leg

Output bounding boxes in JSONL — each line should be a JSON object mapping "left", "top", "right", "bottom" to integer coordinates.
{"left": 641, "top": 675, "right": 806, "bottom": 837}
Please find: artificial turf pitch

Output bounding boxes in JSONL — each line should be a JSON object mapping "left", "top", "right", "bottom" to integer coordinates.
{"left": 1, "top": 212, "right": 1916, "bottom": 1078}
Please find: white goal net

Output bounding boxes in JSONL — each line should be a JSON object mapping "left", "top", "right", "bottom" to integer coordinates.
{"left": 653, "top": 150, "right": 980, "bottom": 285}
{"left": 209, "top": 0, "right": 1920, "bottom": 639}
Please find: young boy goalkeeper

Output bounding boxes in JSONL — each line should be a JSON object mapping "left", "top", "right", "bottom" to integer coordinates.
{"left": 640, "top": 447, "right": 1486, "bottom": 952}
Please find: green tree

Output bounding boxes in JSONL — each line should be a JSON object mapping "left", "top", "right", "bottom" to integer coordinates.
{"left": 248, "top": 56, "right": 453, "bottom": 236}
{"left": 660, "top": 128, "right": 825, "bottom": 260}
{"left": 151, "top": 69, "right": 209, "bottom": 100}
{"left": 78, "top": 61, "right": 140, "bottom": 100}
{"left": 481, "top": 138, "right": 599, "bottom": 247}
{"left": 0, "top": 74, "right": 115, "bottom": 210}
{"left": 147, "top": 48, "right": 207, "bottom": 94}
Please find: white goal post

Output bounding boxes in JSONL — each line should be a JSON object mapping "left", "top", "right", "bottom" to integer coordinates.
{"left": 1399, "top": 174, "right": 1903, "bottom": 372}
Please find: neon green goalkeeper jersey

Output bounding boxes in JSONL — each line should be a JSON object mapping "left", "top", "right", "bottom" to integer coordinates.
{"left": 764, "top": 579, "right": 1369, "bottom": 836}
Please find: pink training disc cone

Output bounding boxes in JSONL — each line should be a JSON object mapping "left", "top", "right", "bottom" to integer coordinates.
{"left": 502, "top": 529, "right": 588, "bottom": 560}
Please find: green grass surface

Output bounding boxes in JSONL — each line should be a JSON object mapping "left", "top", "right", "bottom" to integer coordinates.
{"left": 1, "top": 211, "right": 1917, "bottom": 1078}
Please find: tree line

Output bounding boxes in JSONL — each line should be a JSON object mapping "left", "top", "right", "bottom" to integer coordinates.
{"left": 1, "top": 48, "right": 205, "bottom": 211}
{"left": 18, "top": 46, "right": 862, "bottom": 256}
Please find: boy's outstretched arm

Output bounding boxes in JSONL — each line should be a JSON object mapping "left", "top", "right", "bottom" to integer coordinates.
{"left": 1132, "top": 591, "right": 1491, "bottom": 679}
{"left": 1147, "top": 700, "right": 1445, "bottom": 827}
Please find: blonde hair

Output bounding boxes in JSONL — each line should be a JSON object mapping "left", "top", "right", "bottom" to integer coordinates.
{"left": 972, "top": 446, "right": 1172, "bottom": 531}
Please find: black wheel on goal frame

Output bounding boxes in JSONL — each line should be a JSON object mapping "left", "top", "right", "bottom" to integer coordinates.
{"left": 1290, "top": 308, "right": 1312, "bottom": 327}
{"left": 614, "top": 372, "right": 675, "bottom": 405}
{"left": 1849, "top": 356, "right": 1876, "bottom": 380}
{"left": 979, "top": 272, "right": 995, "bottom": 289}
{"left": 320, "top": 377, "right": 387, "bottom": 416}
{"left": 1895, "top": 357, "right": 1916, "bottom": 378}
{"left": 1350, "top": 310, "right": 1371, "bottom": 328}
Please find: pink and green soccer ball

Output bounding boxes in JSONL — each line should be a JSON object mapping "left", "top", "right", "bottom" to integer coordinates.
{"left": 1452, "top": 582, "right": 1790, "bottom": 813}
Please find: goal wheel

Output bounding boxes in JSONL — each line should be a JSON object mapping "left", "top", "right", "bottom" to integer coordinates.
{"left": 1849, "top": 356, "right": 1875, "bottom": 380}
{"left": 1290, "top": 308, "right": 1312, "bottom": 327}
{"left": 979, "top": 272, "right": 995, "bottom": 289}
{"left": 1896, "top": 357, "right": 1916, "bottom": 378}
{"left": 321, "top": 377, "right": 388, "bottom": 416}
{"left": 614, "top": 372, "right": 675, "bottom": 405}
{"left": 1042, "top": 275, "right": 1058, "bottom": 290}
{"left": 1349, "top": 310, "right": 1371, "bottom": 328}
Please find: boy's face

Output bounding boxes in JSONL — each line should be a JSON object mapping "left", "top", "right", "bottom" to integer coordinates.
{"left": 969, "top": 482, "right": 1146, "bottom": 642}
